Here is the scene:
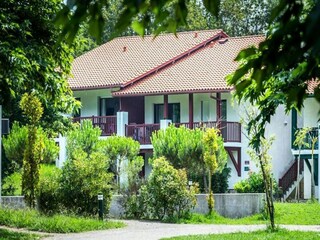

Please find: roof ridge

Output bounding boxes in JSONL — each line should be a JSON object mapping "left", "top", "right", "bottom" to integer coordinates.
{"left": 121, "top": 30, "right": 228, "bottom": 88}
{"left": 228, "top": 34, "right": 265, "bottom": 40}
{"left": 111, "top": 29, "right": 224, "bottom": 41}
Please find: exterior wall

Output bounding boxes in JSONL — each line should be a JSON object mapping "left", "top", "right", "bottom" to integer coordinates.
{"left": 73, "top": 89, "right": 114, "bottom": 117}
{"left": 303, "top": 97, "right": 320, "bottom": 128}
{"left": 265, "top": 105, "right": 293, "bottom": 180}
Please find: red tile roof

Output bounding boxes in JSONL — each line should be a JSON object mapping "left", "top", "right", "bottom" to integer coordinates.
{"left": 113, "top": 35, "right": 264, "bottom": 96}
{"left": 69, "top": 30, "right": 226, "bottom": 90}
{"left": 307, "top": 79, "right": 319, "bottom": 94}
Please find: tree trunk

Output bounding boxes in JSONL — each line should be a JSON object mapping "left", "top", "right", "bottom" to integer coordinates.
{"left": 259, "top": 154, "right": 275, "bottom": 230}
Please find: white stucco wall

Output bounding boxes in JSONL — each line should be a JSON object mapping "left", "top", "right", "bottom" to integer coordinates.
{"left": 264, "top": 105, "right": 293, "bottom": 180}
{"left": 73, "top": 89, "right": 114, "bottom": 117}
{"left": 303, "top": 97, "right": 320, "bottom": 128}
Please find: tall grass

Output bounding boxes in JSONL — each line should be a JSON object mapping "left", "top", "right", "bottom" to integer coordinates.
{"left": 0, "top": 208, "right": 125, "bottom": 233}
{"left": 0, "top": 229, "right": 40, "bottom": 240}
{"left": 177, "top": 202, "right": 320, "bottom": 225}
{"left": 164, "top": 229, "right": 320, "bottom": 240}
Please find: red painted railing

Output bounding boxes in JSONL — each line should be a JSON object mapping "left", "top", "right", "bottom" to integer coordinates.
{"left": 73, "top": 116, "right": 117, "bottom": 136}
{"left": 125, "top": 123, "right": 160, "bottom": 144}
{"left": 174, "top": 121, "right": 241, "bottom": 142}
{"left": 279, "top": 158, "right": 304, "bottom": 194}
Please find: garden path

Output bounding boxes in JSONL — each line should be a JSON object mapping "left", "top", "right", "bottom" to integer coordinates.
{"left": 44, "top": 220, "right": 320, "bottom": 240}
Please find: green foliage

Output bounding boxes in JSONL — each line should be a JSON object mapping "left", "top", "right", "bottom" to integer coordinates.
{"left": 59, "top": 151, "right": 113, "bottom": 215}
{"left": 0, "top": 229, "right": 40, "bottom": 240}
{"left": 20, "top": 93, "right": 44, "bottom": 208}
{"left": 119, "top": 155, "right": 144, "bottom": 218}
{"left": 234, "top": 172, "right": 278, "bottom": 194}
{"left": 141, "top": 157, "right": 197, "bottom": 220}
{"left": 165, "top": 229, "right": 320, "bottom": 240}
{"left": 2, "top": 122, "right": 28, "bottom": 172}
{"left": 0, "top": 0, "right": 78, "bottom": 134}
{"left": 101, "top": 135, "right": 143, "bottom": 187}
{"left": 203, "top": 128, "right": 227, "bottom": 213}
{"left": 60, "top": 121, "right": 113, "bottom": 215}
{"left": 0, "top": 207, "right": 125, "bottom": 233}
{"left": 152, "top": 125, "right": 204, "bottom": 175}
{"left": 38, "top": 165, "right": 62, "bottom": 214}
{"left": 2, "top": 171, "right": 22, "bottom": 196}
{"left": 3, "top": 122, "right": 59, "bottom": 172}
{"left": 227, "top": 0, "right": 320, "bottom": 151}
{"left": 66, "top": 120, "right": 102, "bottom": 159}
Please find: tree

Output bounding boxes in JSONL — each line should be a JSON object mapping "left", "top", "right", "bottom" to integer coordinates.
{"left": 20, "top": 93, "right": 44, "bottom": 208}
{"left": 152, "top": 126, "right": 206, "bottom": 186}
{"left": 101, "top": 136, "right": 143, "bottom": 188}
{"left": 241, "top": 106, "right": 276, "bottom": 230}
{"left": 227, "top": 0, "right": 320, "bottom": 149}
{"left": 203, "top": 128, "right": 227, "bottom": 214}
{"left": 0, "top": 0, "right": 79, "bottom": 134}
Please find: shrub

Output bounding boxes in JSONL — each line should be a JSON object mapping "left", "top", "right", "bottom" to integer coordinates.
{"left": 38, "top": 165, "right": 62, "bottom": 214}
{"left": 2, "top": 171, "right": 22, "bottom": 196}
{"left": 2, "top": 122, "right": 59, "bottom": 171}
{"left": 142, "top": 157, "right": 197, "bottom": 220}
{"left": 59, "top": 152, "right": 113, "bottom": 216}
{"left": 2, "top": 122, "right": 28, "bottom": 172}
{"left": 234, "top": 171, "right": 278, "bottom": 193}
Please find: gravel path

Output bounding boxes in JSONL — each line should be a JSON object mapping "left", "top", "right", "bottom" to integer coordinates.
{"left": 43, "top": 220, "right": 320, "bottom": 240}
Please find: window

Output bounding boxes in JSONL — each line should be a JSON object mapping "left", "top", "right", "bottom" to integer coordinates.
{"left": 99, "top": 98, "right": 119, "bottom": 116}
{"left": 74, "top": 97, "right": 81, "bottom": 117}
{"left": 154, "top": 103, "right": 180, "bottom": 123}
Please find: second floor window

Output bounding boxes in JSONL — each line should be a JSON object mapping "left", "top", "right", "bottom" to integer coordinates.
{"left": 154, "top": 103, "right": 180, "bottom": 124}
{"left": 99, "top": 98, "right": 119, "bottom": 116}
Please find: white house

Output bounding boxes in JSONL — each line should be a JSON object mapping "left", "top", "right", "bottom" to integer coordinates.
{"left": 64, "top": 30, "right": 319, "bottom": 200}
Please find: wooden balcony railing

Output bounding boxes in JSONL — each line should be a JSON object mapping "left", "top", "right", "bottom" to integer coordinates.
{"left": 73, "top": 115, "right": 117, "bottom": 136}
{"left": 174, "top": 121, "right": 241, "bottom": 142}
{"left": 126, "top": 121, "right": 241, "bottom": 144}
{"left": 279, "top": 158, "right": 304, "bottom": 194}
{"left": 125, "top": 123, "right": 160, "bottom": 144}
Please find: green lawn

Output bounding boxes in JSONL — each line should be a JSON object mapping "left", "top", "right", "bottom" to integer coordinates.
{"left": 178, "top": 202, "right": 320, "bottom": 225}
{"left": 0, "top": 229, "right": 41, "bottom": 240}
{"left": 0, "top": 207, "right": 125, "bottom": 233}
{"left": 163, "top": 229, "right": 320, "bottom": 240}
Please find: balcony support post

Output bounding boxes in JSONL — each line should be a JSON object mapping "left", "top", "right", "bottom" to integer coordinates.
{"left": 216, "top": 92, "right": 222, "bottom": 129}
{"left": 164, "top": 95, "right": 168, "bottom": 119}
{"left": 189, "top": 93, "right": 194, "bottom": 129}
{"left": 117, "top": 111, "right": 128, "bottom": 136}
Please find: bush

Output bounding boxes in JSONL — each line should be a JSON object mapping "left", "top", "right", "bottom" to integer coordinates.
{"left": 2, "top": 171, "right": 22, "bottom": 196}
{"left": 141, "top": 157, "right": 197, "bottom": 220}
{"left": 59, "top": 152, "right": 113, "bottom": 216}
{"left": 234, "top": 171, "right": 278, "bottom": 193}
{"left": 2, "top": 122, "right": 59, "bottom": 171}
{"left": 38, "top": 165, "right": 62, "bottom": 213}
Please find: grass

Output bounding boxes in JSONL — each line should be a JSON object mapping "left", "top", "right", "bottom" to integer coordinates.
{"left": 0, "top": 207, "right": 125, "bottom": 233}
{"left": 163, "top": 229, "right": 320, "bottom": 240}
{"left": 177, "top": 202, "right": 320, "bottom": 225}
{"left": 0, "top": 229, "right": 40, "bottom": 240}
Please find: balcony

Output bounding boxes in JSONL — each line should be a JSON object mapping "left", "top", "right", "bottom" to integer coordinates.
{"left": 73, "top": 115, "right": 117, "bottom": 136}
{"left": 125, "top": 123, "right": 160, "bottom": 144}
{"left": 125, "top": 121, "right": 241, "bottom": 145}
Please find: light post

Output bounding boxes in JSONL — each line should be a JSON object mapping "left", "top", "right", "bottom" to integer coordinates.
{"left": 98, "top": 193, "right": 103, "bottom": 221}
